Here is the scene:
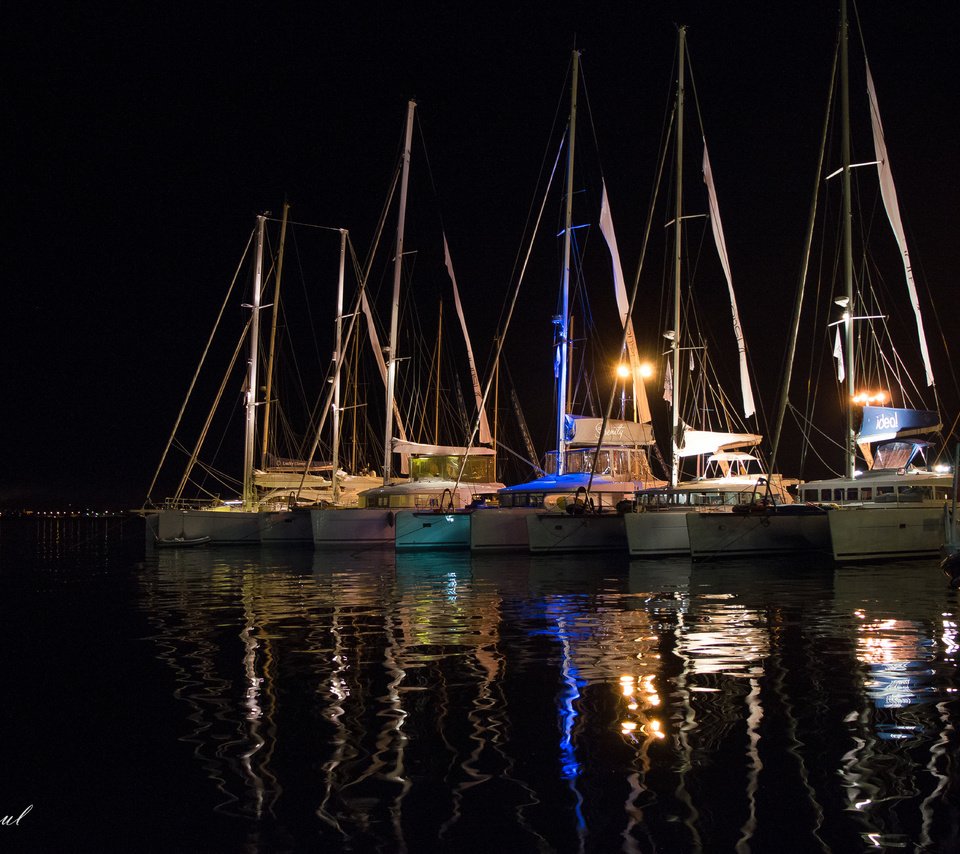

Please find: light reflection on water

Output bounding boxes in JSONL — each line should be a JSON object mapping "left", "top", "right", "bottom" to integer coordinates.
{"left": 129, "top": 547, "right": 960, "bottom": 852}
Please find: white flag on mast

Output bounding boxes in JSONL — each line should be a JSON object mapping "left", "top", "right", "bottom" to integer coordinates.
{"left": 834, "top": 327, "right": 845, "bottom": 383}
{"left": 702, "top": 140, "right": 756, "bottom": 419}
{"left": 866, "top": 61, "right": 934, "bottom": 387}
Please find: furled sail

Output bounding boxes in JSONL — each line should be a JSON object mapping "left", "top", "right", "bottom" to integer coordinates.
{"left": 676, "top": 425, "right": 763, "bottom": 458}
{"left": 866, "top": 61, "right": 935, "bottom": 388}
{"left": 600, "top": 182, "right": 652, "bottom": 423}
{"left": 361, "top": 289, "right": 410, "bottom": 473}
{"left": 702, "top": 141, "right": 756, "bottom": 419}
{"left": 443, "top": 235, "right": 492, "bottom": 443}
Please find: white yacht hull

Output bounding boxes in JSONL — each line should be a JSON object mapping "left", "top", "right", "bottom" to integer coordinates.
{"left": 156, "top": 508, "right": 261, "bottom": 545}
{"left": 624, "top": 510, "right": 691, "bottom": 557}
{"left": 828, "top": 504, "right": 945, "bottom": 562}
{"left": 259, "top": 508, "right": 313, "bottom": 545}
{"left": 527, "top": 513, "right": 626, "bottom": 553}
{"left": 470, "top": 507, "right": 540, "bottom": 553}
{"left": 685, "top": 507, "right": 831, "bottom": 560}
{"left": 394, "top": 510, "right": 472, "bottom": 551}
{"left": 311, "top": 507, "right": 396, "bottom": 547}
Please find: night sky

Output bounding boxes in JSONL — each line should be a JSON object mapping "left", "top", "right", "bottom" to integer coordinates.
{"left": 8, "top": 1, "right": 959, "bottom": 510}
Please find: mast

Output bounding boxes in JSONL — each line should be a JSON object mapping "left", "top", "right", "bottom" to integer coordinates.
{"left": 383, "top": 99, "right": 416, "bottom": 484}
{"left": 434, "top": 298, "right": 443, "bottom": 444}
{"left": 243, "top": 214, "right": 266, "bottom": 509}
{"left": 556, "top": 50, "right": 579, "bottom": 476}
{"left": 770, "top": 39, "right": 838, "bottom": 471}
{"left": 841, "top": 0, "right": 856, "bottom": 479}
{"left": 331, "top": 228, "right": 347, "bottom": 504}
{"left": 670, "top": 28, "right": 687, "bottom": 489}
{"left": 260, "top": 201, "right": 289, "bottom": 469}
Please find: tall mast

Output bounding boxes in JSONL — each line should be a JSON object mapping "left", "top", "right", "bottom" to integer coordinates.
{"left": 383, "top": 99, "right": 416, "bottom": 484}
{"left": 434, "top": 298, "right": 443, "bottom": 444}
{"left": 243, "top": 214, "right": 266, "bottom": 509}
{"left": 556, "top": 50, "right": 579, "bottom": 475}
{"left": 260, "top": 201, "right": 289, "bottom": 469}
{"left": 841, "top": 0, "right": 856, "bottom": 478}
{"left": 670, "top": 28, "right": 687, "bottom": 489}
{"left": 331, "top": 228, "right": 347, "bottom": 504}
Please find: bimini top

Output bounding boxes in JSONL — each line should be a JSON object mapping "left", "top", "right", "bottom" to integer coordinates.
{"left": 499, "top": 472, "right": 638, "bottom": 495}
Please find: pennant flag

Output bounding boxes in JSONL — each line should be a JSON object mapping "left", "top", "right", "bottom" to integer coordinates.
{"left": 834, "top": 327, "right": 845, "bottom": 382}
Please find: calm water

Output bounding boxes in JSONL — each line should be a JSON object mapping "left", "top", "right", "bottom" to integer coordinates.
{"left": 3, "top": 516, "right": 959, "bottom": 853}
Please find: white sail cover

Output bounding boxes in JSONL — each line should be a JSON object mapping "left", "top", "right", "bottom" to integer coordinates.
{"left": 563, "top": 415, "right": 655, "bottom": 447}
{"left": 866, "top": 61, "right": 934, "bottom": 387}
{"left": 599, "top": 182, "right": 653, "bottom": 423}
{"left": 702, "top": 141, "right": 756, "bottom": 418}
{"left": 443, "top": 235, "right": 492, "bottom": 443}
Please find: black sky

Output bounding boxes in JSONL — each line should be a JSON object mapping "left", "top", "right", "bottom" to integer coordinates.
{"left": 7, "top": 1, "right": 959, "bottom": 509}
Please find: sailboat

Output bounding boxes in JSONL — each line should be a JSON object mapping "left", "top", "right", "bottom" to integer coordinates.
{"left": 145, "top": 214, "right": 272, "bottom": 546}
{"left": 622, "top": 26, "right": 794, "bottom": 559}
{"left": 143, "top": 209, "right": 381, "bottom": 547}
{"left": 469, "top": 50, "right": 663, "bottom": 554}
{"left": 686, "top": 0, "right": 953, "bottom": 562}
{"left": 311, "top": 100, "right": 502, "bottom": 549}
{"left": 258, "top": 222, "right": 392, "bottom": 545}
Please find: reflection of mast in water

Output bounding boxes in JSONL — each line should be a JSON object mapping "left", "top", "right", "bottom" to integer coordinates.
{"left": 312, "top": 587, "right": 349, "bottom": 835}
{"left": 334, "top": 589, "right": 411, "bottom": 849}
{"left": 553, "top": 610, "right": 587, "bottom": 847}
{"left": 919, "top": 613, "right": 957, "bottom": 852}
{"left": 140, "top": 551, "right": 286, "bottom": 819}
{"left": 393, "top": 555, "right": 553, "bottom": 849}
{"left": 829, "top": 561, "right": 959, "bottom": 849}
{"left": 840, "top": 607, "right": 954, "bottom": 848}
{"left": 238, "top": 571, "right": 281, "bottom": 820}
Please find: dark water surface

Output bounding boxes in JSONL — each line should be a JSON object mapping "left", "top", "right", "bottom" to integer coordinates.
{"left": 3, "top": 516, "right": 959, "bottom": 852}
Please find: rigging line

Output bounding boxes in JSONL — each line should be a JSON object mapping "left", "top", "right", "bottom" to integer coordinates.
{"left": 145, "top": 227, "right": 255, "bottom": 507}
{"left": 262, "top": 218, "right": 343, "bottom": 233}
{"left": 787, "top": 404, "right": 844, "bottom": 477}
{"left": 414, "top": 107, "right": 449, "bottom": 241}
{"left": 296, "top": 237, "right": 371, "bottom": 498}
{"left": 584, "top": 56, "right": 677, "bottom": 493}
{"left": 174, "top": 315, "right": 253, "bottom": 502}
{"left": 769, "top": 29, "right": 836, "bottom": 474}
{"left": 486, "top": 56, "right": 572, "bottom": 382}
{"left": 452, "top": 130, "right": 567, "bottom": 491}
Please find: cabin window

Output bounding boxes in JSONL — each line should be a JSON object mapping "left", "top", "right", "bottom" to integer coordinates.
{"left": 801, "top": 489, "right": 816, "bottom": 502}
{"left": 935, "top": 486, "right": 954, "bottom": 501}
{"left": 860, "top": 488, "right": 873, "bottom": 500}
{"left": 504, "top": 493, "right": 544, "bottom": 508}
{"left": 846, "top": 488, "right": 859, "bottom": 501}
{"left": 833, "top": 489, "right": 844, "bottom": 501}
{"left": 820, "top": 489, "right": 832, "bottom": 501}
{"left": 898, "top": 485, "right": 932, "bottom": 501}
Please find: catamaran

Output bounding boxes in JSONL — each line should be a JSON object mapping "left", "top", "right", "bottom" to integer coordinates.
{"left": 621, "top": 26, "right": 793, "bottom": 559}
{"left": 468, "top": 50, "right": 663, "bottom": 554}
{"left": 311, "top": 100, "right": 502, "bottom": 549}
{"left": 686, "top": 0, "right": 953, "bottom": 562}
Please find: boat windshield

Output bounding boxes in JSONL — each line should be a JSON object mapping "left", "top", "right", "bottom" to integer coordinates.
{"left": 409, "top": 454, "right": 496, "bottom": 483}
{"left": 542, "top": 448, "right": 651, "bottom": 481}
